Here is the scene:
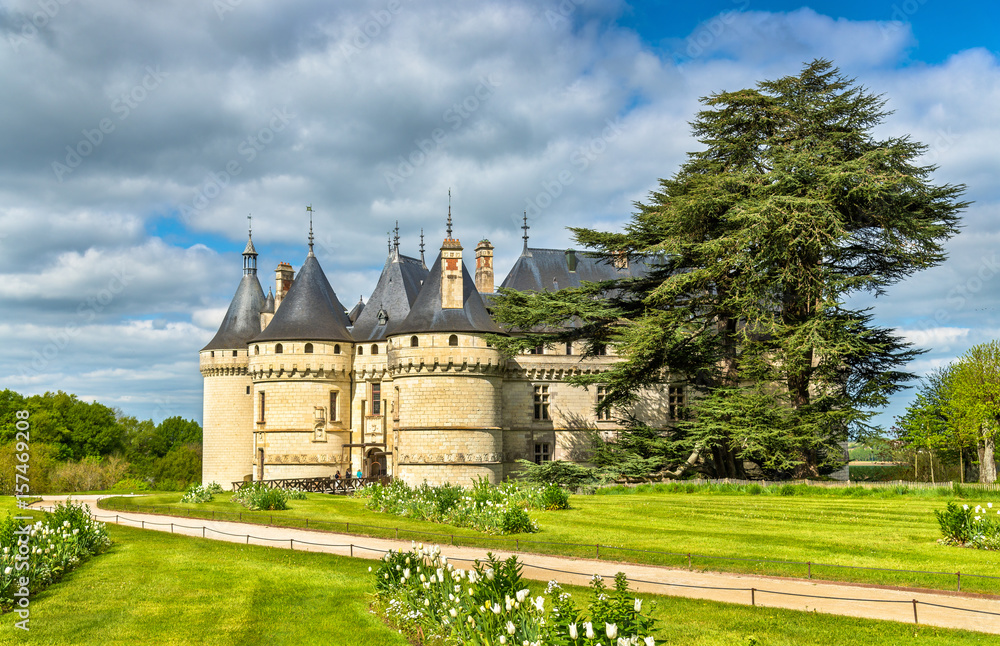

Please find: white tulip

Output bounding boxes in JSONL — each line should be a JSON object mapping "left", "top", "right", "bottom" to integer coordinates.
{"left": 569, "top": 623, "right": 578, "bottom": 639}
{"left": 606, "top": 623, "right": 618, "bottom": 639}
{"left": 635, "top": 598, "right": 642, "bottom": 612}
{"left": 585, "top": 622, "right": 594, "bottom": 639}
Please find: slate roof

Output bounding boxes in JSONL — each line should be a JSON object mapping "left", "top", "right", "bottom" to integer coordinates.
{"left": 392, "top": 252, "right": 503, "bottom": 336}
{"left": 251, "top": 253, "right": 354, "bottom": 343}
{"left": 262, "top": 290, "right": 275, "bottom": 314}
{"left": 351, "top": 253, "right": 429, "bottom": 341}
{"left": 499, "top": 248, "right": 648, "bottom": 292}
{"left": 348, "top": 296, "right": 365, "bottom": 324}
{"left": 201, "top": 274, "right": 266, "bottom": 351}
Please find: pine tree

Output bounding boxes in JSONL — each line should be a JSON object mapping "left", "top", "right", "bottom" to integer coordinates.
{"left": 491, "top": 60, "right": 967, "bottom": 478}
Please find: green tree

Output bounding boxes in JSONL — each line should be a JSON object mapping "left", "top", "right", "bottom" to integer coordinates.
{"left": 945, "top": 342, "right": 1000, "bottom": 483}
{"left": 491, "top": 60, "right": 966, "bottom": 478}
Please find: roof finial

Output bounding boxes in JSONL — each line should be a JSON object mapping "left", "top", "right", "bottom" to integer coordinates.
{"left": 522, "top": 210, "right": 530, "bottom": 253}
{"left": 446, "top": 188, "right": 453, "bottom": 238}
{"left": 387, "top": 231, "right": 392, "bottom": 255}
{"left": 248, "top": 213, "right": 252, "bottom": 238}
{"left": 306, "top": 205, "right": 314, "bottom": 255}
{"left": 393, "top": 220, "right": 400, "bottom": 254}
{"left": 419, "top": 228, "right": 426, "bottom": 265}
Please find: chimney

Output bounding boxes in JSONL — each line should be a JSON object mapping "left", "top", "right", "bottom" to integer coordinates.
{"left": 275, "top": 262, "right": 294, "bottom": 310}
{"left": 475, "top": 239, "right": 494, "bottom": 294}
{"left": 441, "top": 237, "right": 464, "bottom": 309}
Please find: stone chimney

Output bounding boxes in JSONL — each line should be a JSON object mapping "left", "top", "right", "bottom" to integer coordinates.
{"left": 475, "top": 239, "right": 494, "bottom": 294}
{"left": 441, "top": 238, "right": 464, "bottom": 309}
{"left": 275, "top": 262, "right": 294, "bottom": 310}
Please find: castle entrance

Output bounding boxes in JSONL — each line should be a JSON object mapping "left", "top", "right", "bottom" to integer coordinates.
{"left": 366, "top": 449, "right": 387, "bottom": 478}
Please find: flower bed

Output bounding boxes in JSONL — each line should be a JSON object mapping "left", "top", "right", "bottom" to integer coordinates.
{"left": 936, "top": 501, "right": 1000, "bottom": 549}
{"left": 356, "top": 479, "right": 569, "bottom": 535}
{"left": 180, "top": 482, "right": 223, "bottom": 503}
{"left": 0, "top": 501, "right": 112, "bottom": 612}
{"left": 372, "top": 543, "right": 658, "bottom": 646}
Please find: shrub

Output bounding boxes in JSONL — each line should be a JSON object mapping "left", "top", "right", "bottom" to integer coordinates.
{"left": 540, "top": 483, "right": 570, "bottom": 510}
{"left": 112, "top": 477, "right": 150, "bottom": 492}
{"left": 180, "top": 483, "right": 221, "bottom": 504}
{"left": 231, "top": 483, "right": 290, "bottom": 511}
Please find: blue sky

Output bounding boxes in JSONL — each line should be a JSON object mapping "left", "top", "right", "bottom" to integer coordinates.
{"left": 0, "top": 0, "right": 998, "bottom": 434}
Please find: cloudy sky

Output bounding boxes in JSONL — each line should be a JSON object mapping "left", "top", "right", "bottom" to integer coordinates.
{"left": 1, "top": 0, "right": 997, "bottom": 432}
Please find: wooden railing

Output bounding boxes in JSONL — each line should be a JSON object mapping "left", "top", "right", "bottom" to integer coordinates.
{"left": 231, "top": 475, "right": 391, "bottom": 494}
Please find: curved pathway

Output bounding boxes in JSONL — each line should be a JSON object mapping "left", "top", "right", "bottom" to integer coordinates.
{"left": 29, "top": 496, "right": 1000, "bottom": 635}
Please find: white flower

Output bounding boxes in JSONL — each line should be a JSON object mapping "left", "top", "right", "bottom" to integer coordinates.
{"left": 635, "top": 597, "right": 642, "bottom": 612}
{"left": 420, "top": 574, "right": 426, "bottom": 583}
{"left": 569, "top": 624, "right": 578, "bottom": 639}
{"left": 506, "top": 621, "right": 516, "bottom": 635}
{"left": 492, "top": 603, "right": 502, "bottom": 614}
{"left": 3, "top": 567, "right": 11, "bottom": 575}
{"left": 585, "top": 622, "right": 595, "bottom": 639}
{"left": 963, "top": 504, "right": 969, "bottom": 510}
{"left": 499, "top": 637, "right": 506, "bottom": 645}
{"left": 449, "top": 608, "right": 458, "bottom": 618}
{"left": 644, "top": 638, "right": 655, "bottom": 646}
{"left": 368, "top": 566, "right": 372, "bottom": 572}
{"left": 533, "top": 596, "right": 544, "bottom": 612}
{"left": 424, "top": 599, "right": 430, "bottom": 607}
{"left": 606, "top": 623, "right": 618, "bottom": 639}
{"left": 516, "top": 588, "right": 530, "bottom": 603}
{"left": 403, "top": 568, "right": 411, "bottom": 579}
{"left": 989, "top": 503, "right": 993, "bottom": 508}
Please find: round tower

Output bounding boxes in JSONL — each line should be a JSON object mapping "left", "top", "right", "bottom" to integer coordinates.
{"left": 389, "top": 224, "right": 506, "bottom": 486}
{"left": 201, "top": 226, "right": 266, "bottom": 489}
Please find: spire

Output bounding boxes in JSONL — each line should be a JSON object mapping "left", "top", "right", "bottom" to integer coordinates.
{"left": 243, "top": 214, "right": 258, "bottom": 276}
{"left": 387, "top": 231, "right": 392, "bottom": 255}
{"left": 521, "top": 211, "right": 530, "bottom": 255}
{"left": 446, "top": 188, "right": 453, "bottom": 238}
{"left": 393, "top": 220, "right": 401, "bottom": 261}
{"left": 419, "top": 228, "right": 426, "bottom": 266}
{"left": 306, "top": 205, "right": 315, "bottom": 256}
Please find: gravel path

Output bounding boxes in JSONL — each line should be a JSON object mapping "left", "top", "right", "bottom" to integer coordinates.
{"left": 30, "top": 496, "right": 1000, "bottom": 635}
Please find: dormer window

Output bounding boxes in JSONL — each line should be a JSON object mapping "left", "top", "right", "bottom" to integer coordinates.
{"left": 377, "top": 308, "right": 388, "bottom": 325}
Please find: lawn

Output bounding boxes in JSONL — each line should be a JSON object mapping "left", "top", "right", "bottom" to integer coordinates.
{"left": 97, "top": 487, "right": 1000, "bottom": 593}
{"left": 0, "top": 497, "right": 992, "bottom": 645}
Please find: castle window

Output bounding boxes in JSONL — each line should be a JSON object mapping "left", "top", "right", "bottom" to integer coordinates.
{"left": 275, "top": 343, "right": 283, "bottom": 354}
{"left": 565, "top": 342, "right": 573, "bottom": 355}
{"left": 371, "top": 383, "right": 381, "bottom": 415}
{"left": 534, "top": 443, "right": 551, "bottom": 464}
{"left": 246, "top": 385, "right": 250, "bottom": 395}
{"left": 329, "top": 391, "right": 339, "bottom": 421}
{"left": 232, "top": 350, "right": 238, "bottom": 357}
{"left": 529, "top": 344, "right": 543, "bottom": 355}
{"left": 410, "top": 336, "right": 419, "bottom": 347}
{"left": 254, "top": 345, "right": 259, "bottom": 355}
{"left": 595, "top": 344, "right": 607, "bottom": 356}
{"left": 334, "top": 344, "right": 341, "bottom": 354}
{"left": 596, "top": 386, "right": 611, "bottom": 421}
{"left": 304, "top": 343, "right": 313, "bottom": 353}
{"left": 358, "top": 346, "right": 364, "bottom": 355}
{"left": 533, "top": 385, "right": 550, "bottom": 421}
{"left": 210, "top": 351, "right": 215, "bottom": 358}
{"left": 371, "top": 344, "right": 379, "bottom": 355}
{"left": 449, "top": 334, "right": 459, "bottom": 347}
{"left": 258, "top": 391, "right": 265, "bottom": 422}
{"left": 668, "top": 385, "right": 685, "bottom": 421}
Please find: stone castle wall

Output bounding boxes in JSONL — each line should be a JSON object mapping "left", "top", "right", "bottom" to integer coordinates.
{"left": 200, "top": 351, "right": 255, "bottom": 488}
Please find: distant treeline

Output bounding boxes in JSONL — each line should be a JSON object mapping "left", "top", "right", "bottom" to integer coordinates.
{"left": 0, "top": 389, "right": 201, "bottom": 494}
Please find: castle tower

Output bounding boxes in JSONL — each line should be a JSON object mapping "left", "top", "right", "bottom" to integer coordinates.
{"left": 388, "top": 217, "right": 506, "bottom": 486}
{"left": 247, "top": 217, "right": 355, "bottom": 481}
{"left": 200, "top": 227, "right": 267, "bottom": 489}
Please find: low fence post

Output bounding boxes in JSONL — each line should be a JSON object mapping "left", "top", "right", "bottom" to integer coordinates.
{"left": 957, "top": 572, "right": 961, "bottom": 592}
{"left": 912, "top": 599, "right": 918, "bottom": 624}
{"left": 141, "top": 520, "right": 144, "bottom": 529}
{"left": 346, "top": 522, "right": 350, "bottom": 533}
{"left": 351, "top": 544, "right": 354, "bottom": 557}
{"left": 751, "top": 588, "right": 755, "bottom": 606}
{"left": 807, "top": 562, "right": 811, "bottom": 579}
{"left": 202, "top": 527, "right": 205, "bottom": 538}
{"left": 290, "top": 539, "right": 294, "bottom": 550}
{"left": 516, "top": 539, "right": 519, "bottom": 551}
{"left": 395, "top": 528, "right": 399, "bottom": 540}
{"left": 596, "top": 544, "right": 600, "bottom": 559}
{"left": 688, "top": 553, "right": 692, "bottom": 570}
{"left": 451, "top": 534, "right": 454, "bottom": 546}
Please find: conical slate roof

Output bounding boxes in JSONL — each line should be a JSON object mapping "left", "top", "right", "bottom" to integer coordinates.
{"left": 201, "top": 274, "right": 266, "bottom": 351}
{"left": 251, "top": 254, "right": 354, "bottom": 343}
{"left": 352, "top": 253, "right": 429, "bottom": 341}
{"left": 392, "top": 253, "right": 503, "bottom": 336}
{"left": 262, "top": 289, "right": 275, "bottom": 314}
{"left": 348, "top": 296, "right": 365, "bottom": 324}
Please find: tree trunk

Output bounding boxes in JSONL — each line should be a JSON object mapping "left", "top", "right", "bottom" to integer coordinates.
{"left": 929, "top": 449, "right": 935, "bottom": 484}
{"left": 960, "top": 449, "right": 964, "bottom": 484}
{"left": 981, "top": 434, "right": 997, "bottom": 484}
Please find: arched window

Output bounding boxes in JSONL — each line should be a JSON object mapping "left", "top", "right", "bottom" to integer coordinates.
{"left": 371, "top": 344, "right": 379, "bottom": 355}
{"left": 304, "top": 343, "right": 313, "bottom": 353}
{"left": 448, "top": 334, "right": 458, "bottom": 347}
{"left": 275, "top": 343, "right": 283, "bottom": 354}
{"left": 254, "top": 345, "right": 259, "bottom": 355}
{"left": 358, "top": 346, "right": 364, "bottom": 355}
{"left": 334, "top": 344, "right": 341, "bottom": 354}
{"left": 410, "top": 336, "right": 419, "bottom": 347}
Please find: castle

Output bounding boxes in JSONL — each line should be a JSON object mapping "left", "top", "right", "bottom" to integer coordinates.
{"left": 200, "top": 209, "right": 677, "bottom": 488}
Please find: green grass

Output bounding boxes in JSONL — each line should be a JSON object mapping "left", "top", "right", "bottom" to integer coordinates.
{"left": 1, "top": 498, "right": 992, "bottom": 645}
{"left": 98, "top": 488, "right": 1000, "bottom": 594}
